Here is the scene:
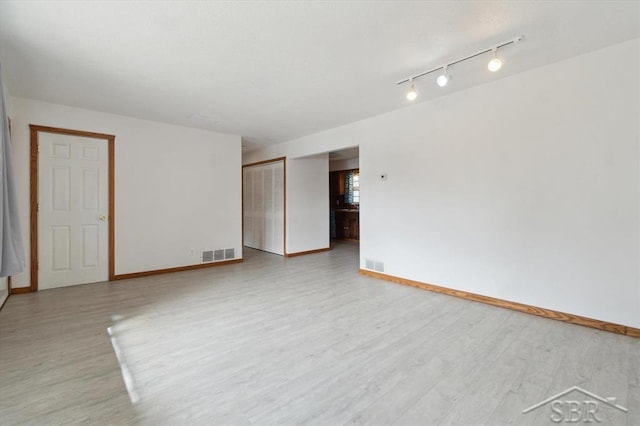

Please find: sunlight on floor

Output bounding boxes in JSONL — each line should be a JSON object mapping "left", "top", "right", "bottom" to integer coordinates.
{"left": 108, "top": 317, "right": 140, "bottom": 404}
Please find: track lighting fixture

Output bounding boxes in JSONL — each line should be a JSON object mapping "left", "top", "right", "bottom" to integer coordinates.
{"left": 396, "top": 35, "right": 523, "bottom": 97}
{"left": 406, "top": 80, "right": 418, "bottom": 101}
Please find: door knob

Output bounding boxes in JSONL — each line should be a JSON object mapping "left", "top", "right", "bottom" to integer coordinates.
{"left": 99, "top": 214, "right": 108, "bottom": 221}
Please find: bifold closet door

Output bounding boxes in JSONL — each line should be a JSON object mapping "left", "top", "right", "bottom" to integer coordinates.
{"left": 243, "top": 161, "right": 284, "bottom": 255}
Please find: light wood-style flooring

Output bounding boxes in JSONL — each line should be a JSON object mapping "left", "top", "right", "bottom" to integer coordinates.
{"left": 1, "top": 242, "right": 638, "bottom": 424}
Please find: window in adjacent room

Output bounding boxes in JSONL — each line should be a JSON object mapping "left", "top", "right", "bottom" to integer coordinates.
{"left": 345, "top": 170, "right": 359, "bottom": 205}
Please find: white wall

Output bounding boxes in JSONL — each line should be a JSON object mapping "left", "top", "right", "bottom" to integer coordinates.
{"left": 286, "top": 155, "right": 329, "bottom": 253}
{"left": 244, "top": 38, "right": 640, "bottom": 328}
{"left": 9, "top": 97, "right": 242, "bottom": 286}
{"left": 329, "top": 157, "right": 359, "bottom": 172}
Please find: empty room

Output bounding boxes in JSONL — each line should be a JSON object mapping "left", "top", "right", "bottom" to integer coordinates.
{"left": 0, "top": 1, "right": 638, "bottom": 424}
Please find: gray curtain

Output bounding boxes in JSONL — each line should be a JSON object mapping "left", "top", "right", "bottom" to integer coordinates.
{"left": 0, "top": 65, "right": 25, "bottom": 277}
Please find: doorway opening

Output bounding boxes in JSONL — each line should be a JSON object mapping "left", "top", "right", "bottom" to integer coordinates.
{"left": 329, "top": 147, "right": 360, "bottom": 246}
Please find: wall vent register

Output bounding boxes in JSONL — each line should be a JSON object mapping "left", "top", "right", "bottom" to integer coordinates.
{"left": 214, "top": 250, "right": 225, "bottom": 261}
{"left": 202, "top": 251, "right": 214, "bottom": 262}
{"left": 365, "top": 258, "right": 385, "bottom": 273}
{"left": 202, "top": 248, "right": 235, "bottom": 263}
{"left": 224, "top": 248, "right": 235, "bottom": 259}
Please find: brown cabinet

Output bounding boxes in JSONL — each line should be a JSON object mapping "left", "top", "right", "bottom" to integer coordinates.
{"left": 334, "top": 210, "right": 359, "bottom": 240}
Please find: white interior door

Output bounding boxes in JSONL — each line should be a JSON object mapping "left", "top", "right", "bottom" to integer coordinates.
{"left": 38, "top": 132, "right": 109, "bottom": 289}
{"left": 243, "top": 161, "right": 284, "bottom": 255}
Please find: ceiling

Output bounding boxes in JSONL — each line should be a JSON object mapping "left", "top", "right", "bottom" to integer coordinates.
{"left": 1, "top": 1, "right": 638, "bottom": 151}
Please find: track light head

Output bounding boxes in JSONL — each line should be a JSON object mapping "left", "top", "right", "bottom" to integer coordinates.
{"left": 406, "top": 81, "right": 418, "bottom": 101}
{"left": 488, "top": 48, "right": 502, "bottom": 72}
{"left": 436, "top": 67, "right": 449, "bottom": 87}
{"left": 488, "top": 58, "right": 502, "bottom": 72}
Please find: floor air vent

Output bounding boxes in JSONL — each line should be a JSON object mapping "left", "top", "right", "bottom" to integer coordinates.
{"left": 374, "top": 261, "right": 385, "bottom": 273}
{"left": 365, "top": 259, "right": 375, "bottom": 270}
{"left": 224, "top": 248, "right": 235, "bottom": 259}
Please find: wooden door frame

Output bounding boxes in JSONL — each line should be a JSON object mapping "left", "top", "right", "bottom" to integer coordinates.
{"left": 242, "top": 157, "right": 287, "bottom": 256}
{"left": 29, "top": 125, "right": 115, "bottom": 292}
